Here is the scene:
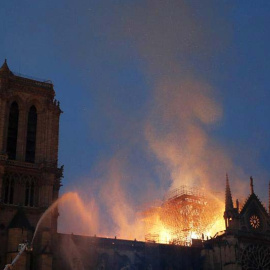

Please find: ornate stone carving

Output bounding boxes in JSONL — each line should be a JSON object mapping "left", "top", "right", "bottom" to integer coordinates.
{"left": 241, "top": 244, "right": 270, "bottom": 270}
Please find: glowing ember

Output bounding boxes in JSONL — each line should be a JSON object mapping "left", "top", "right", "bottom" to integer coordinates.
{"left": 143, "top": 185, "right": 225, "bottom": 245}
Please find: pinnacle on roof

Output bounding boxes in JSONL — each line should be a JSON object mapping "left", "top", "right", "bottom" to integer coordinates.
{"left": 250, "top": 176, "right": 254, "bottom": 194}
{"left": 268, "top": 181, "right": 270, "bottom": 214}
{"left": 225, "top": 174, "right": 234, "bottom": 211}
{"left": 240, "top": 190, "right": 269, "bottom": 216}
{"left": 0, "top": 59, "right": 9, "bottom": 71}
{"left": 240, "top": 177, "right": 269, "bottom": 215}
{"left": 0, "top": 59, "right": 13, "bottom": 75}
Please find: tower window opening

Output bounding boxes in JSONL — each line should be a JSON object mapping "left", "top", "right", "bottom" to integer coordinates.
{"left": 3, "top": 178, "right": 14, "bottom": 204}
{"left": 25, "top": 180, "right": 35, "bottom": 207}
{"left": 25, "top": 106, "right": 37, "bottom": 163}
{"left": 6, "top": 102, "right": 19, "bottom": 160}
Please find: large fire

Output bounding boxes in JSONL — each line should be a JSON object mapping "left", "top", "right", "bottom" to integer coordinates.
{"left": 143, "top": 186, "right": 225, "bottom": 245}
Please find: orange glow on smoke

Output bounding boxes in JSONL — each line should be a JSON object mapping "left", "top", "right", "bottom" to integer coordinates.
{"left": 58, "top": 192, "right": 99, "bottom": 236}
{"left": 56, "top": 188, "right": 225, "bottom": 246}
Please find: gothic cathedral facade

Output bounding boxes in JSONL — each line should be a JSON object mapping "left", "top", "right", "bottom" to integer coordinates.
{"left": 0, "top": 60, "right": 62, "bottom": 270}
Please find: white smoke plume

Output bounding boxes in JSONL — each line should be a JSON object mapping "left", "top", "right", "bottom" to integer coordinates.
{"left": 58, "top": 0, "right": 268, "bottom": 239}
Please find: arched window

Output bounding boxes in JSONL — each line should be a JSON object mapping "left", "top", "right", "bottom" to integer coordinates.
{"left": 3, "top": 178, "right": 14, "bottom": 204}
{"left": 24, "top": 180, "right": 35, "bottom": 207}
{"left": 25, "top": 106, "right": 37, "bottom": 163}
{"left": 25, "top": 181, "right": 29, "bottom": 206}
{"left": 24, "top": 180, "right": 35, "bottom": 206}
{"left": 6, "top": 102, "right": 19, "bottom": 160}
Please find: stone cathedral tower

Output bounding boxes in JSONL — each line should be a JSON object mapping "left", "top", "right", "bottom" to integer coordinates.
{"left": 0, "top": 60, "right": 63, "bottom": 270}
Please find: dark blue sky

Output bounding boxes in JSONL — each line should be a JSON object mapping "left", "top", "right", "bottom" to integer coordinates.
{"left": 1, "top": 1, "right": 270, "bottom": 236}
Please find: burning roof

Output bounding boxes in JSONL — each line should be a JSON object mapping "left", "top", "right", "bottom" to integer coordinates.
{"left": 143, "top": 185, "right": 225, "bottom": 246}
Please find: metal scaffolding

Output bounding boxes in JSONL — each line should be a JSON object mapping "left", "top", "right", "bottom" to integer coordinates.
{"left": 143, "top": 186, "right": 223, "bottom": 246}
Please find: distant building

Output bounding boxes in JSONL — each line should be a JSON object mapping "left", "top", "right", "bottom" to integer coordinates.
{"left": 0, "top": 60, "right": 270, "bottom": 270}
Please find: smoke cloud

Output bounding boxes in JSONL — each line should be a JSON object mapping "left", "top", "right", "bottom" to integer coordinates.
{"left": 114, "top": 0, "right": 247, "bottom": 192}
{"left": 58, "top": 0, "right": 260, "bottom": 239}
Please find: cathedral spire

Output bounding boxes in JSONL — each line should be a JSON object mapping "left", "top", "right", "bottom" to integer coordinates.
{"left": 225, "top": 174, "right": 234, "bottom": 211}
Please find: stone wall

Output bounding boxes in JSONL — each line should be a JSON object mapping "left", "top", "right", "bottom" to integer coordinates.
{"left": 52, "top": 234, "right": 203, "bottom": 270}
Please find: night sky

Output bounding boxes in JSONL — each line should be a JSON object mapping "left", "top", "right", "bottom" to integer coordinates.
{"left": 1, "top": 1, "right": 270, "bottom": 238}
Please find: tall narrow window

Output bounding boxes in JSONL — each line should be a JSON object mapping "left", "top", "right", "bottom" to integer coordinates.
{"left": 25, "top": 181, "right": 29, "bottom": 206}
{"left": 24, "top": 180, "right": 35, "bottom": 207}
{"left": 6, "top": 102, "right": 19, "bottom": 160}
{"left": 25, "top": 106, "right": 37, "bottom": 163}
{"left": 3, "top": 178, "right": 14, "bottom": 204}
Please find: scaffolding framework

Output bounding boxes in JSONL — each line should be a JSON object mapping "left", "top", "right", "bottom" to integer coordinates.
{"left": 143, "top": 186, "right": 223, "bottom": 246}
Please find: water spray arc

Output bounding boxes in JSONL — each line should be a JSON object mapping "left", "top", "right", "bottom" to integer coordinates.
{"left": 2, "top": 192, "right": 88, "bottom": 270}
